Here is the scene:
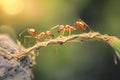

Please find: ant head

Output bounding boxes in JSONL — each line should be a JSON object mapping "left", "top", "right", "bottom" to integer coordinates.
{"left": 58, "top": 25, "right": 65, "bottom": 33}
{"left": 28, "top": 28, "right": 37, "bottom": 36}
{"left": 46, "top": 31, "right": 54, "bottom": 37}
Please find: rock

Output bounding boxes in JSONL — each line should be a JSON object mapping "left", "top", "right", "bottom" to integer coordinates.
{"left": 0, "top": 34, "right": 33, "bottom": 80}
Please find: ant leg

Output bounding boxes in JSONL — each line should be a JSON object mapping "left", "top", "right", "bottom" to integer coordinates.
{"left": 68, "top": 29, "right": 71, "bottom": 35}
{"left": 61, "top": 29, "right": 65, "bottom": 36}
{"left": 87, "top": 26, "right": 94, "bottom": 32}
{"left": 45, "top": 36, "right": 52, "bottom": 41}
{"left": 49, "top": 25, "right": 60, "bottom": 31}
{"left": 36, "top": 39, "right": 39, "bottom": 43}
{"left": 24, "top": 36, "right": 32, "bottom": 46}
{"left": 19, "top": 29, "right": 27, "bottom": 37}
{"left": 47, "top": 36, "right": 51, "bottom": 39}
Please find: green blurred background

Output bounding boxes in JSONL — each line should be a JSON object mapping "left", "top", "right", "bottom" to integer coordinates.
{"left": 0, "top": 0, "right": 120, "bottom": 80}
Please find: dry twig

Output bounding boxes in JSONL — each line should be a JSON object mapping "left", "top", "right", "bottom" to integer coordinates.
{"left": 11, "top": 31, "right": 113, "bottom": 59}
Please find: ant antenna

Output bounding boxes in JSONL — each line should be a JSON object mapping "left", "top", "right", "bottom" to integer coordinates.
{"left": 19, "top": 24, "right": 33, "bottom": 37}
{"left": 49, "top": 25, "right": 60, "bottom": 31}
{"left": 79, "top": 19, "right": 93, "bottom": 31}
{"left": 19, "top": 29, "right": 27, "bottom": 37}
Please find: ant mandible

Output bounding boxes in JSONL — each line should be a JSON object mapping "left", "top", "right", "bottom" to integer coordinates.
{"left": 58, "top": 25, "right": 76, "bottom": 35}
{"left": 74, "top": 19, "right": 92, "bottom": 31}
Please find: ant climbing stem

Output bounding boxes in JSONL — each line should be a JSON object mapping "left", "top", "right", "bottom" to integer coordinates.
{"left": 45, "top": 31, "right": 54, "bottom": 39}
{"left": 35, "top": 31, "right": 54, "bottom": 40}
{"left": 58, "top": 25, "right": 76, "bottom": 36}
{"left": 65, "top": 25, "right": 76, "bottom": 35}
{"left": 35, "top": 30, "right": 55, "bottom": 42}
{"left": 44, "top": 25, "right": 60, "bottom": 39}
{"left": 35, "top": 32, "right": 45, "bottom": 41}
{"left": 74, "top": 19, "right": 93, "bottom": 32}
{"left": 19, "top": 28, "right": 37, "bottom": 44}
{"left": 19, "top": 28, "right": 37, "bottom": 37}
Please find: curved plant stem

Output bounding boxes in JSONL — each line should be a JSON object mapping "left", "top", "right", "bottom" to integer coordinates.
{"left": 11, "top": 31, "right": 114, "bottom": 59}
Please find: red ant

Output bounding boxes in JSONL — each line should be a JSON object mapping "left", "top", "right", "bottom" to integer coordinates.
{"left": 74, "top": 19, "right": 92, "bottom": 31}
{"left": 19, "top": 28, "right": 54, "bottom": 44}
{"left": 45, "top": 30, "right": 54, "bottom": 38}
{"left": 35, "top": 31, "right": 54, "bottom": 40}
{"left": 58, "top": 25, "right": 76, "bottom": 35}
{"left": 19, "top": 28, "right": 37, "bottom": 44}
{"left": 35, "top": 32, "right": 45, "bottom": 40}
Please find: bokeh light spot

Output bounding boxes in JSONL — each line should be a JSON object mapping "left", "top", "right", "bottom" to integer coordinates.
{"left": 0, "top": 0, "right": 24, "bottom": 15}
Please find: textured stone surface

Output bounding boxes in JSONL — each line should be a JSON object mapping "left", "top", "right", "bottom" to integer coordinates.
{"left": 0, "top": 34, "right": 33, "bottom": 80}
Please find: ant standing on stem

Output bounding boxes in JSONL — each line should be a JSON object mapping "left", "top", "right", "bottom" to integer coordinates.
{"left": 35, "top": 25, "right": 59, "bottom": 40}
{"left": 58, "top": 25, "right": 76, "bottom": 36}
{"left": 19, "top": 28, "right": 37, "bottom": 44}
{"left": 45, "top": 30, "right": 54, "bottom": 38}
{"left": 74, "top": 19, "right": 93, "bottom": 31}
{"left": 19, "top": 27, "right": 55, "bottom": 45}
{"left": 35, "top": 31, "right": 54, "bottom": 40}
{"left": 35, "top": 32, "right": 45, "bottom": 40}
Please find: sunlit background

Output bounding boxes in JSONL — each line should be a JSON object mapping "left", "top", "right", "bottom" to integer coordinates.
{"left": 0, "top": 0, "right": 120, "bottom": 80}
